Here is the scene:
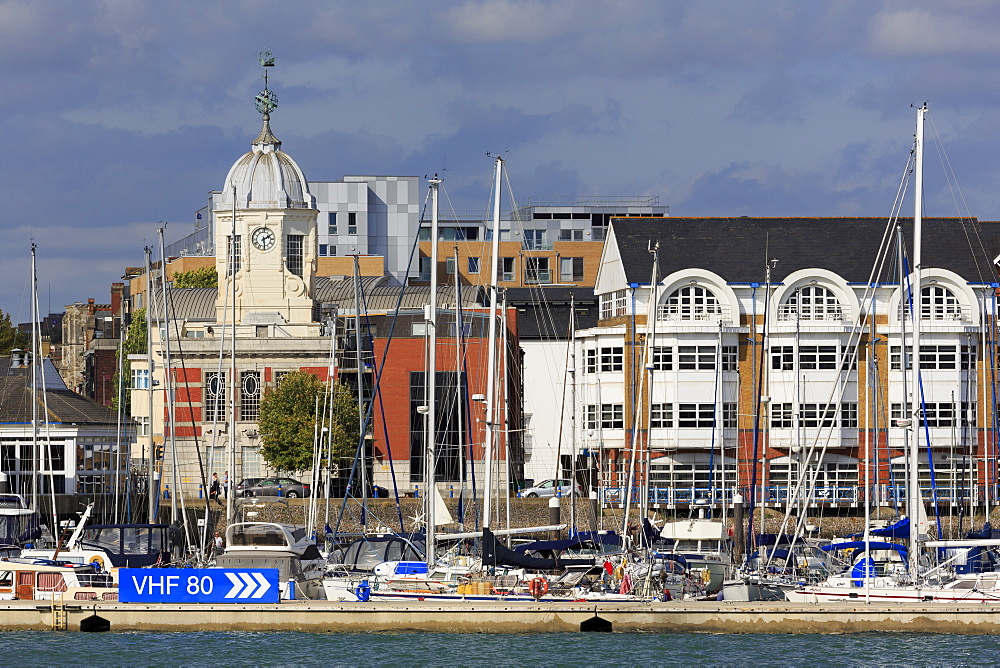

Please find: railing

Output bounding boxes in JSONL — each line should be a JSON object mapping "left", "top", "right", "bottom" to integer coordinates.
{"left": 656, "top": 305, "right": 729, "bottom": 322}
{"left": 775, "top": 306, "right": 844, "bottom": 321}
{"left": 599, "top": 484, "right": 993, "bottom": 506}
{"left": 524, "top": 270, "right": 552, "bottom": 284}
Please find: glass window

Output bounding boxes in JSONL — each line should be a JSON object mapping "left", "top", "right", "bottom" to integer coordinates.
{"left": 523, "top": 230, "right": 545, "bottom": 250}
{"left": 205, "top": 372, "right": 226, "bottom": 423}
{"left": 799, "top": 403, "right": 837, "bottom": 428}
{"left": 722, "top": 346, "right": 738, "bottom": 371}
{"left": 525, "top": 257, "right": 550, "bottom": 284}
{"left": 599, "top": 347, "right": 623, "bottom": 372}
{"left": 678, "top": 346, "right": 715, "bottom": 370}
{"left": 347, "top": 212, "right": 357, "bottom": 235}
{"left": 919, "top": 285, "right": 962, "bottom": 321}
{"left": 678, "top": 403, "right": 714, "bottom": 428}
{"left": 328, "top": 212, "right": 338, "bottom": 235}
{"left": 500, "top": 257, "right": 515, "bottom": 282}
{"left": 771, "top": 346, "right": 794, "bottom": 371}
{"left": 286, "top": 235, "right": 303, "bottom": 277}
{"left": 779, "top": 285, "right": 843, "bottom": 321}
{"left": 771, "top": 403, "right": 793, "bottom": 429}
{"left": 468, "top": 257, "right": 481, "bottom": 274}
{"left": 799, "top": 346, "right": 837, "bottom": 370}
{"left": 651, "top": 346, "right": 672, "bottom": 371}
{"left": 723, "top": 403, "right": 737, "bottom": 429}
{"left": 131, "top": 368, "right": 150, "bottom": 390}
{"left": 650, "top": 403, "right": 672, "bottom": 428}
{"left": 658, "top": 286, "right": 722, "bottom": 321}
{"left": 226, "top": 235, "right": 242, "bottom": 276}
{"left": 559, "top": 257, "right": 584, "bottom": 282}
{"left": 584, "top": 349, "right": 597, "bottom": 374}
{"left": 240, "top": 371, "right": 261, "bottom": 422}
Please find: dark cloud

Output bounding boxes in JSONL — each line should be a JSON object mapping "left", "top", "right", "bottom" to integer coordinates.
{"left": 4, "top": 1, "right": 1000, "bottom": 316}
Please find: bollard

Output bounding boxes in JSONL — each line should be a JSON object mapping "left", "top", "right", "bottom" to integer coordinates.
{"left": 548, "top": 496, "right": 561, "bottom": 540}
{"left": 732, "top": 493, "right": 745, "bottom": 566}
{"left": 163, "top": 485, "right": 170, "bottom": 499}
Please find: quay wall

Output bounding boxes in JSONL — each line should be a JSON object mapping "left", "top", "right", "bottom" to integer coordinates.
{"left": 6, "top": 600, "right": 1000, "bottom": 634}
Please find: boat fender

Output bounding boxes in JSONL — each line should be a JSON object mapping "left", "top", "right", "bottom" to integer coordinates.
{"left": 90, "top": 555, "right": 105, "bottom": 572}
{"left": 701, "top": 568, "right": 712, "bottom": 584}
{"left": 528, "top": 577, "right": 549, "bottom": 600}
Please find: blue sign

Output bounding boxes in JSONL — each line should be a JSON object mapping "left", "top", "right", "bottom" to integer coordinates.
{"left": 119, "top": 568, "right": 280, "bottom": 603}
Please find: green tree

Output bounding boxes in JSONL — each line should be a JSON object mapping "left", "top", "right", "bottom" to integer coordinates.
{"left": 258, "top": 371, "right": 360, "bottom": 473}
{"left": 172, "top": 266, "right": 218, "bottom": 288}
{"left": 0, "top": 309, "right": 21, "bottom": 354}
{"left": 112, "top": 307, "right": 148, "bottom": 412}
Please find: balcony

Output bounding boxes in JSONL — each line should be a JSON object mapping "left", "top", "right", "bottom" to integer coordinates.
{"left": 524, "top": 270, "right": 552, "bottom": 284}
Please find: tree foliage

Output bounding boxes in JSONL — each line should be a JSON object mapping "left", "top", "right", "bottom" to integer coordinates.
{"left": 172, "top": 266, "right": 218, "bottom": 288}
{"left": 258, "top": 371, "right": 360, "bottom": 473}
{"left": 112, "top": 307, "right": 148, "bottom": 412}
{"left": 0, "top": 309, "right": 21, "bottom": 355}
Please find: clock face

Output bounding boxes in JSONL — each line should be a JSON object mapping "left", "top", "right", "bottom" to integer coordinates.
{"left": 251, "top": 227, "right": 275, "bottom": 251}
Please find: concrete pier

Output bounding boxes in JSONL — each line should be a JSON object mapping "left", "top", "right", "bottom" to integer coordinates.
{"left": 6, "top": 600, "right": 1000, "bottom": 634}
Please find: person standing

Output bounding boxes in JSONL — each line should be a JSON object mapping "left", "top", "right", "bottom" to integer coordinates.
{"left": 210, "top": 473, "right": 222, "bottom": 505}
{"left": 223, "top": 471, "right": 230, "bottom": 498}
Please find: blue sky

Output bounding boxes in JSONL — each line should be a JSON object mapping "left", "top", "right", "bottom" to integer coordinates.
{"left": 3, "top": 0, "right": 1000, "bottom": 319}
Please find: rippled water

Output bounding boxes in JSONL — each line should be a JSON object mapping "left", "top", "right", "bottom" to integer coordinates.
{"left": 4, "top": 630, "right": 999, "bottom": 667}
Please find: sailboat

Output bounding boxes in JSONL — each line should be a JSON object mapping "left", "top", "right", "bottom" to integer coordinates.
{"left": 785, "top": 105, "right": 1000, "bottom": 603}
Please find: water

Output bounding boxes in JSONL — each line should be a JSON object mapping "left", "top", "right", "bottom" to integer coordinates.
{"left": 4, "top": 631, "right": 997, "bottom": 667}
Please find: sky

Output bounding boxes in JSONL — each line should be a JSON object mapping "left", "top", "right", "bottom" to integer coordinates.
{"left": 3, "top": 0, "right": 1000, "bottom": 320}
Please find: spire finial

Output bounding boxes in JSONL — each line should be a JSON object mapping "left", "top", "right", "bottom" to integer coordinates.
{"left": 252, "top": 51, "right": 280, "bottom": 149}
{"left": 254, "top": 50, "right": 277, "bottom": 116}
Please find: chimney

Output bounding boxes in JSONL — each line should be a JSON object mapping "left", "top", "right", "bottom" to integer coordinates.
{"left": 110, "top": 283, "right": 124, "bottom": 316}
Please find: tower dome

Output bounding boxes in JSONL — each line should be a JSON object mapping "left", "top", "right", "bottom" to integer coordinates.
{"left": 219, "top": 113, "right": 314, "bottom": 210}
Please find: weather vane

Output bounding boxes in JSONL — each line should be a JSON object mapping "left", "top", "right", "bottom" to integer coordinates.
{"left": 254, "top": 50, "right": 278, "bottom": 116}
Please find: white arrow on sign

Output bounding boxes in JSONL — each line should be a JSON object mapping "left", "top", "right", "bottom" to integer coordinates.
{"left": 225, "top": 572, "right": 245, "bottom": 598}
{"left": 224, "top": 571, "right": 271, "bottom": 599}
{"left": 251, "top": 572, "right": 271, "bottom": 599}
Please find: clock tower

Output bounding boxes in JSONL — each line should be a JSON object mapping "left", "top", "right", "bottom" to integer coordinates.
{"left": 214, "top": 58, "right": 318, "bottom": 330}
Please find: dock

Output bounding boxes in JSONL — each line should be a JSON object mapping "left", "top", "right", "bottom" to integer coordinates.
{"left": 4, "top": 600, "right": 1000, "bottom": 633}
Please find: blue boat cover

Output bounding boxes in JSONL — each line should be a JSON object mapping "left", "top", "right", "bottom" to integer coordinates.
{"left": 820, "top": 540, "right": 908, "bottom": 561}
{"left": 846, "top": 518, "right": 910, "bottom": 539}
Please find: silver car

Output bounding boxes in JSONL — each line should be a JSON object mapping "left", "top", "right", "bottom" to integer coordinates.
{"left": 519, "top": 478, "right": 583, "bottom": 498}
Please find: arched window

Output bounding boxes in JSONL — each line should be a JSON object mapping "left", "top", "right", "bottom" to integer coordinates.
{"left": 920, "top": 285, "right": 962, "bottom": 321}
{"left": 658, "top": 285, "right": 722, "bottom": 321}
{"left": 779, "top": 285, "right": 843, "bottom": 321}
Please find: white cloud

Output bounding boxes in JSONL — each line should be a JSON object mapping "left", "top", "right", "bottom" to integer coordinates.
{"left": 869, "top": 7, "right": 1000, "bottom": 56}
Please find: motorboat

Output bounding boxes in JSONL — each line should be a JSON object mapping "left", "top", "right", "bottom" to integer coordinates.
{"left": 217, "top": 522, "right": 325, "bottom": 600}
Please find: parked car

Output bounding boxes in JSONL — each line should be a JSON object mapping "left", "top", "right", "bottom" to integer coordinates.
{"left": 519, "top": 478, "right": 583, "bottom": 498}
{"left": 323, "top": 478, "right": 390, "bottom": 498}
{"left": 236, "top": 477, "right": 311, "bottom": 499}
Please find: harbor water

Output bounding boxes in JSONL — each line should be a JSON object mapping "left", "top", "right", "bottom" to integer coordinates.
{"left": 4, "top": 630, "right": 997, "bottom": 666}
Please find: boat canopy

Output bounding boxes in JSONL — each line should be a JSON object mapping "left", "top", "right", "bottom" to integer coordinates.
{"left": 820, "top": 540, "right": 908, "bottom": 561}
{"left": 846, "top": 517, "right": 910, "bottom": 540}
{"left": 78, "top": 524, "right": 170, "bottom": 568}
{"left": 337, "top": 533, "right": 426, "bottom": 572}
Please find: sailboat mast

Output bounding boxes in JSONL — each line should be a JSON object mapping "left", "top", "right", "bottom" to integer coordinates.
{"left": 908, "top": 103, "right": 926, "bottom": 577}
{"left": 353, "top": 256, "right": 368, "bottom": 526}
{"left": 482, "top": 156, "right": 503, "bottom": 531}
{"left": 425, "top": 176, "right": 442, "bottom": 563}
{"left": 158, "top": 228, "right": 179, "bottom": 522}
{"left": 144, "top": 246, "right": 156, "bottom": 523}
{"left": 226, "top": 184, "right": 238, "bottom": 525}
{"left": 29, "top": 244, "right": 39, "bottom": 512}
